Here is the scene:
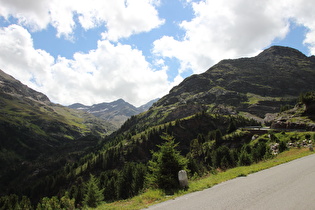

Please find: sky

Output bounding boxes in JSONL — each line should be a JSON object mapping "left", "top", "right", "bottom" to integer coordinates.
{"left": 0, "top": 0, "right": 315, "bottom": 107}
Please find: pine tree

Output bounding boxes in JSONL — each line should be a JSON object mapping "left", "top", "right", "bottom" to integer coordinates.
{"left": 83, "top": 174, "right": 104, "bottom": 208}
{"left": 60, "top": 193, "right": 75, "bottom": 210}
{"left": 116, "top": 163, "right": 133, "bottom": 199}
{"left": 227, "top": 119, "right": 237, "bottom": 133}
{"left": 238, "top": 150, "right": 252, "bottom": 166}
{"left": 214, "top": 129, "right": 223, "bottom": 147}
{"left": 146, "top": 133, "right": 188, "bottom": 193}
{"left": 36, "top": 197, "right": 61, "bottom": 210}
{"left": 20, "top": 196, "right": 33, "bottom": 210}
{"left": 70, "top": 177, "right": 85, "bottom": 206}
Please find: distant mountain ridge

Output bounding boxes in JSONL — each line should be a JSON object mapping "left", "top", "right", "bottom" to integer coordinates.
{"left": 69, "top": 98, "right": 158, "bottom": 128}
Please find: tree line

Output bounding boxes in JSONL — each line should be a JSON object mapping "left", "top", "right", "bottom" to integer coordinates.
{"left": 2, "top": 111, "right": 290, "bottom": 209}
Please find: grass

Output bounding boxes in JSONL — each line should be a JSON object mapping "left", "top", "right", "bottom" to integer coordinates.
{"left": 96, "top": 147, "right": 314, "bottom": 210}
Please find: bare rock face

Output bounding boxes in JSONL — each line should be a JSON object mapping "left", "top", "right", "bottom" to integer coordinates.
{"left": 271, "top": 120, "right": 309, "bottom": 130}
{"left": 270, "top": 103, "right": 315, "bottom": 131}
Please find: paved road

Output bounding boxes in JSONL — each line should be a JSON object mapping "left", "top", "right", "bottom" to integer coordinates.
{"left": 147, "top": 154, "right": 315, "bottom": 210}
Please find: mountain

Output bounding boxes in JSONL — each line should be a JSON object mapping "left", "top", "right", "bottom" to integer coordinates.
{"left": 158, "top": 46, "right": 314, "bottom": 111}
{"left": 48, "top": 46, "right": 315, "bottom": 206}
{"left": 123, "top": 46, "right": 315, "bottom": 131}
{"left": 137, "top": 98, "right": 159, "bottom": 112}
{"left": 0, "top": 69, "right": 116, "bottom": 197}
{"left": 87, "top": 46, "right": 315, "bottom": 167}
{"left": 100, "top": 45, "right": 315, "bottom": 169}
{"left": 1, "top": 46, "right": 315, "bottom": 206}
{"left": 69, "top": 98, "right": 159, "bottom": 128}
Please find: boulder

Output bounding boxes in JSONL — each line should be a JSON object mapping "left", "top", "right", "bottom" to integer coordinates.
{"left": 178, "top": 170, "right": 188, "bottom": 188}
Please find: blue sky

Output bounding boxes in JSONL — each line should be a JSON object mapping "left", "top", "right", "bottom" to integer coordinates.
{"left": 0, "top": 0, "right": 314, "bottom": 106}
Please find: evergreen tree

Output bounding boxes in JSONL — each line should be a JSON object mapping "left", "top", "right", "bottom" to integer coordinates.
{"left": 146, "top": 133, "right": 188, "bottom": 193}
{"left": 83, "top": 174, "right": 104, "bottom": 208}
{"left": 20, "top": 196, "right": 33, "bottom": 210}
{"left": 36, "top": 197, "right": 61, "bottom": 210}
{"left": 227, "top": 119, "right": 237, "bottom": 133}
{"left": 131, "top": 163, "right": 147, "bottom": 196}
{"left": 279, "top": 141, "right": 287, "bottom": 153}
{"left": 70, "top": 177, "right": 85, "bottom": 207}
{"left": 60, "top": 193, "right": 75, "bottom": 210}
{"left": 214, "top": 129, "right": 223, "bottom": 146}
{"left": 238, "top": 150, "right": 252, "bottom": 166}
{"left": 0, "top": 194, "right": 20, "bottom": 210}
{"left": 251, "top": 142, "right": 267, "bottom": 163}
{"left": 116, "top": 163, "right": 133, "bottom": 199}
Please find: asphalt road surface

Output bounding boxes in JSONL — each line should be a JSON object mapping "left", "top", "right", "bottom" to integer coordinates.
{"left": 147, "top": 154, "right": 315, "bottom": 210}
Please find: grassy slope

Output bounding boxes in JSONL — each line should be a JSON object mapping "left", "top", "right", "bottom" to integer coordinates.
{"left": 0, "top": 93, "right": 116, "bottom": 197}
{"left": 97, "top": 147, "right": 314, "bottom": 209}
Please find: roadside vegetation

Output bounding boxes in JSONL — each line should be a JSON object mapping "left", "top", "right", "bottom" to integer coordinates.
{"left": 2, "top": 127, "right": 313, "bottom": 210}
{"left": 98, "top": 147, "right": 314, "bottom": 210}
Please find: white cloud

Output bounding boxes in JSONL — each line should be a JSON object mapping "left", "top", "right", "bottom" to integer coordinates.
{"left": 99, "top": 0, "right": 165, "bottom": 41}
{"left": 286, "top": 0, "right": 315, "bottom": 55}
{"left": 0, "top": 24, "right": 54, "bottom": 86}
{"left": 0, "top": 24, "right": 171, "bottom": 106}
{"left": 0, "top": 0, "right": 164, "bottom": 41}
{"left": 153, "top": 0, "right": 315, "bottom": 76}
{"left": 0, "top": 0, "right": 51, "bottom": 31}
{"left": 2, "top": 0, "right": 315, "bottom": 107}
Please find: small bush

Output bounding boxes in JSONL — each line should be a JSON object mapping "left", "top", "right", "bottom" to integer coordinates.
{"left": 238, "top": 151, "right": 252, "bottom": 166}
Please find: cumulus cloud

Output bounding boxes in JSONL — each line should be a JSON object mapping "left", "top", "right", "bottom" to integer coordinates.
{"left": 0, "top": 25, "right": 171, "bottom": 106}
{"left": 1, "top": 0, "right": 315, "bottom": 107}
{"left": 287, "top": 0, "right": 315, "bottom": 55}
{"left": 0, "top": 0, "right": 51, "bottom": 31}
{"left": 153, "top": 0, "right": 315, "bottom": 76}
{"left": 0, "top": 24, "right": 54, "bottom": 86}
{"left": 0, "top": 0, "right": 164, "bottom": 40}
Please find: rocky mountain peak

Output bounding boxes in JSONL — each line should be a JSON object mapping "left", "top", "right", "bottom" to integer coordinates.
{"left": 150, "top": 46, "right": 315, "bottom": 123}
{"left": 0, "top": 69, "right": 51, "bottom": 104}
{"left": 69, "top": 98, "right": 158, "bottom": 128}
{"left": 255, "top": 45, "right": 307, "bottom": 61}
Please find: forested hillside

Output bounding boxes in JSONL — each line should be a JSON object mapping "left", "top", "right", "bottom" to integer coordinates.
{"left": 1, "top": 46, "right": 315, "bottom": 209}
{"left": 0, "top": 69, "right": 115, "bottom": 204}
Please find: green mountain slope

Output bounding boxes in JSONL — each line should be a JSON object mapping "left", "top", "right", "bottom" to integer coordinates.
{"left": 45, "top": 46, "right": 315, "bottom": 206}
{"left": 103, "top": 46, "right": 315, "bottom": 167}
{"left": 155, "top": 46, "right": 315, "bottom": 118}
{"left": 0, "top": 69, "right": 115, "bottom": 197}
{"left": 117, "top": 46, "right": 315, "bottom": 135}
{"left": 1, "top": 46, "right": 315, "bottom": 207}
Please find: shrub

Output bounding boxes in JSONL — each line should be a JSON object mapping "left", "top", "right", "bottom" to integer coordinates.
{"left": 305, "top": 134, "right": 311, "bottom": 139}
{"left": 238, "top": 150, "right": 252, "bottom": 166}
{"left": 278, "top": 141, "right": 287, "bottom": 153}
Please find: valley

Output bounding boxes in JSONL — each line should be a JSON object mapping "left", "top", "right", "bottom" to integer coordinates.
{"left": 68, "top": 98, "right": 158, "bottom": 129}
{"left": 0, "top": 46, "right": 314, "bottom": 209}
